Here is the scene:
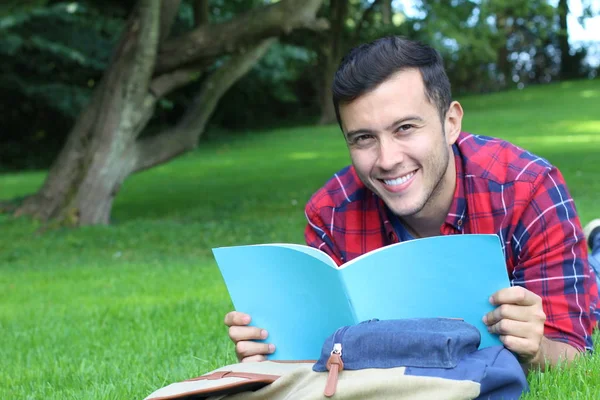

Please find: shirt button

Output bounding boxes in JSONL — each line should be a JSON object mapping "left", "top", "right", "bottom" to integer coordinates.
{"left": 457, "top": 219, "right": 463, "bottom": 227}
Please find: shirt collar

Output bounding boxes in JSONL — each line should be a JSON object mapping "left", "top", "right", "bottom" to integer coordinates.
{"left": 374, "top": 143, "right": 468, "bottom": 240}
{"left": 445, "top": 144, "right": 468, "bottom": 231}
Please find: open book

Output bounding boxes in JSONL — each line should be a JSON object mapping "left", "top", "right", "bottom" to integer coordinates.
{"left": 212, "top": 234, "right": 510, "bottom": 360}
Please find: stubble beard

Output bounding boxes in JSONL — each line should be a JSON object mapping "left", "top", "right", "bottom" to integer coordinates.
{"left": 380, "top": 141, "right": 452, "bottom": 220}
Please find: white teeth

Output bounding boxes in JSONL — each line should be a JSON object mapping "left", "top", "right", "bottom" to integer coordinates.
{"left": 384, "top": 172, "right": 415, "bottom": 186}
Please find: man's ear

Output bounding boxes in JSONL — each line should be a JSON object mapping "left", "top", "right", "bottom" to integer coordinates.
{"left": 444, "top": 101, "right": 464, "bottom": 145}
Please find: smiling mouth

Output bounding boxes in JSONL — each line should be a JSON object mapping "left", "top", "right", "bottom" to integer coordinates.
{"left": 381, "top": 171, "right": 416, "bottom": 186}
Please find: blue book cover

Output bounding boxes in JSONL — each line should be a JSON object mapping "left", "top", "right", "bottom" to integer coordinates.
{"left": 212, "top": 234, "right": 510, "bottom": 360}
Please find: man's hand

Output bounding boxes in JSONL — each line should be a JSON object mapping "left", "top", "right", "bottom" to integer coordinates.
{"left": 224, "top": 311, "right": 275, "bottom": 362}
{"left": 483, "top": 286, "right": 546, "bottom": 365}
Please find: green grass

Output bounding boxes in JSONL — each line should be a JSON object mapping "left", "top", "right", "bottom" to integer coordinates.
{"left": 1, "top": 79, "right": 600, "bottom": 399}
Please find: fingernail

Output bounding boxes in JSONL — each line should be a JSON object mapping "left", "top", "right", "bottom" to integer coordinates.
{"left": 482, "top": 315, "right": 487, "bottom": 324}
{"left": 268, "top": 344, "right": 275, "bottom": 353}
{"left": 242, "top": 315, "right": 251, "bottom": 324}
{"left": 489, "top": 296, "right": 494, "bottom": 304}
{"left": 261, "top": 329, "right": 268, "bottom": 339}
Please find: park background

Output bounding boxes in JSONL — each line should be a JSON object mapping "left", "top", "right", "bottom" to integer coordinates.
{"left": 1, "top": 0, "right": 599, "bottom": 398}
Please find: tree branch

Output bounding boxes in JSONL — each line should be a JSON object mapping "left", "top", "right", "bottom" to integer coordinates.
{"left": 133, "top": 38, "right": 276, "bottom": 172}
{"left": 150, "top": 0, "right": 212, "bottom": 98}
{"left": 149, "top": 62, "right": 209, "bottom": 98}
{"left": 329, "top": 0, "right": 348, "bottom": 61}
{"left": 193, "top": 0, "right": 210, "bottom": 26}
{"left": 155, "top": 0, "right": 326, "bottom": 74}
{"left": 159, "top": 0, "right": 182, "bottom": 44}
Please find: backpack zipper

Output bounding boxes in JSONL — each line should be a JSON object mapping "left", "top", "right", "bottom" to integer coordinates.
{"left": 324, "top": 327, "right": 348, "bottom": 397}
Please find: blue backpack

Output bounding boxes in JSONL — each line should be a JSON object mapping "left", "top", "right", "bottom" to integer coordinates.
{"left": 313, "top": 318, "right": 528, "bottom": 399}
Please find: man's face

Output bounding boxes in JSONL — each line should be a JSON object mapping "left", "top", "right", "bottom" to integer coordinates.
{"left": 339, "top": 69, "right": 462, "bottom": 220}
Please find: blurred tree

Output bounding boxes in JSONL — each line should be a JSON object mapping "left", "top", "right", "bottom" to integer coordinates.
{"left": 415, "top": 0, "right": 596, "bottom": 91}
{"left": 8, "top": 0, "right": 327, "bottom": 226}
{"left": 557, "top": 0, "right": 596, "bottom": 80}
{"left": 209, "top": 0, "right": 412, "bottom": 129}
{"left": 209, "top": 39, "right": 318, "bottom": 130}
{"left": 381, "top": 0, "right": 392, "bottom": 26}
{"left": 0, "top": 1, "right": 127, "bottom": 170}
{"left": 317, "top": 0, "right": 408, "bottom": 124}
{"left": 318, "top": 0, "right": 348, "bottom": 124}
{"left": 416, "top": 0, "right": 498, "bottom": 92}
{"left": 558, "top": 0, "right": 571, "bottom": 79}
{"left": 0, "top": 0, "right": 49, "bottom": 14}
{"left": 2, "top": 0, "right": 597, "bottom": 211}
{"left": 485, "top": 0, "right": 557, "bottom": 85}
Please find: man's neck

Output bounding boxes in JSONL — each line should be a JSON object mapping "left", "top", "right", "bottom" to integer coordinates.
{"left": 401, "top": 213, "right": 446, "bottom": 238}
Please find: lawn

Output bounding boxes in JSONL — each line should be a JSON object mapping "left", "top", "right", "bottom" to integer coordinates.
{"left": 1, "top": 79, "right": 599, "bottom": 399}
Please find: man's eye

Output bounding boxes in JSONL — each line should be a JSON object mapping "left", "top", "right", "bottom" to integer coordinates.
{"left": 396, "top": 124, "right": 414, "bottom": 133}
{"left": 353, "top": 135, "right": 374, "bottom": 144}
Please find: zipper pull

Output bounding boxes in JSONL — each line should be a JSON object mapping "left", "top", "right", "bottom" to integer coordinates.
{"left": 324, "top": 343, "right": 344, "bottom": 397}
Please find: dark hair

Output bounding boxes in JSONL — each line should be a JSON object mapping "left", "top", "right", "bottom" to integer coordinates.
{"left": 332, "top": 36, "right": 452, "bottom": 128}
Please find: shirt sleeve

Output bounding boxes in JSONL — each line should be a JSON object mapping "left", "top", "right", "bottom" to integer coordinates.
{"left": 304, "top": 198, "right": 344, "bottom": 266}
{"left": 513, "top": 167, "right": 598, "bottom": 351}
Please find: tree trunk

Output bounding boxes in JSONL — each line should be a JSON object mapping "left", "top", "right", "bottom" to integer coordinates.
{"left": 14, "top": 0, "right": 326, "bottom": 226}
{"left": 557, "top": 0, "right": 571, "bottom": 79}
{"left": 16, "top": 0, "right": 162, "bottom": 225}
{"left": 133, "top": 39, "right": 276, "bottom": 173}
{"left": 318, "top": 0, "right": 347, "bottom": 125}
{"left": 382, "top": 0, "right": 392, "bottom": 25}
{"left": 193, "top": 0, "right": 210, "bottom": 26}
{"left": 495, "top": 13, "right": 513, "bottom": 86}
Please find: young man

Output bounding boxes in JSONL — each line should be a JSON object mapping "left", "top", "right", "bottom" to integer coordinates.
{"left": 225, "top": 37, "right": 598, "bottom": 371}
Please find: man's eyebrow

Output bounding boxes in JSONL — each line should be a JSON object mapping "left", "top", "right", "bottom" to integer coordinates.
{"left": 345, "top": 115, "right": 425, "bottom": 138}
{"left": 345, "top": 128, "right": 376, "bottom": 138}
{"left": 385, "top": 116, "right": 424, "bottom": 131}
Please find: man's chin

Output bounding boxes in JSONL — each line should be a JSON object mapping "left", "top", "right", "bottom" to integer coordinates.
{"left": 369, "top": 184, "right": 423, "bottom": 216}
{"left": 388, "top": 208, "right": 421, "bottom": 218}
{"left": 383, "top": 200, "right": 424, "bottom": 218}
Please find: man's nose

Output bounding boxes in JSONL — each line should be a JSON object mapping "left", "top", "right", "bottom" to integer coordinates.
{"left": 376, "top": 139, "right": 404, "bottom": 171}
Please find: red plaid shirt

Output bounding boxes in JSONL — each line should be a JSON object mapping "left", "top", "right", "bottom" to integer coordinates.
{"left": 305, "top": 132, "right": 598, "bottom": 351}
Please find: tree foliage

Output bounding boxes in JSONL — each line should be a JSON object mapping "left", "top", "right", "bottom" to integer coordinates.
{"left": 1, "top": 0, "right": 598, "bottom": 173}
{"left": 3, "top": 0, "right": 329, "bottom": 226}
{"left": 0, "top": 1, "right": 125, "bottom": 169}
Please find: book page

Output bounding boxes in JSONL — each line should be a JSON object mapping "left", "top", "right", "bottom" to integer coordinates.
{"left": 213, "top": 245, "right": 355, "bottom": 360}
{"left": 339, "top": 234, "right": 509, "bottom": 348}
{"left": 264, "top": 243, "right": 338, "bottom": 268}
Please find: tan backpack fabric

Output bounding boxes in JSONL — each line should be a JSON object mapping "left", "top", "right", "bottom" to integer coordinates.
{"left": 145, "top": 360, "right": 481, "bottom": 400}
{"left": 145, "top": 319, "right": 527, "bottom": 400}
